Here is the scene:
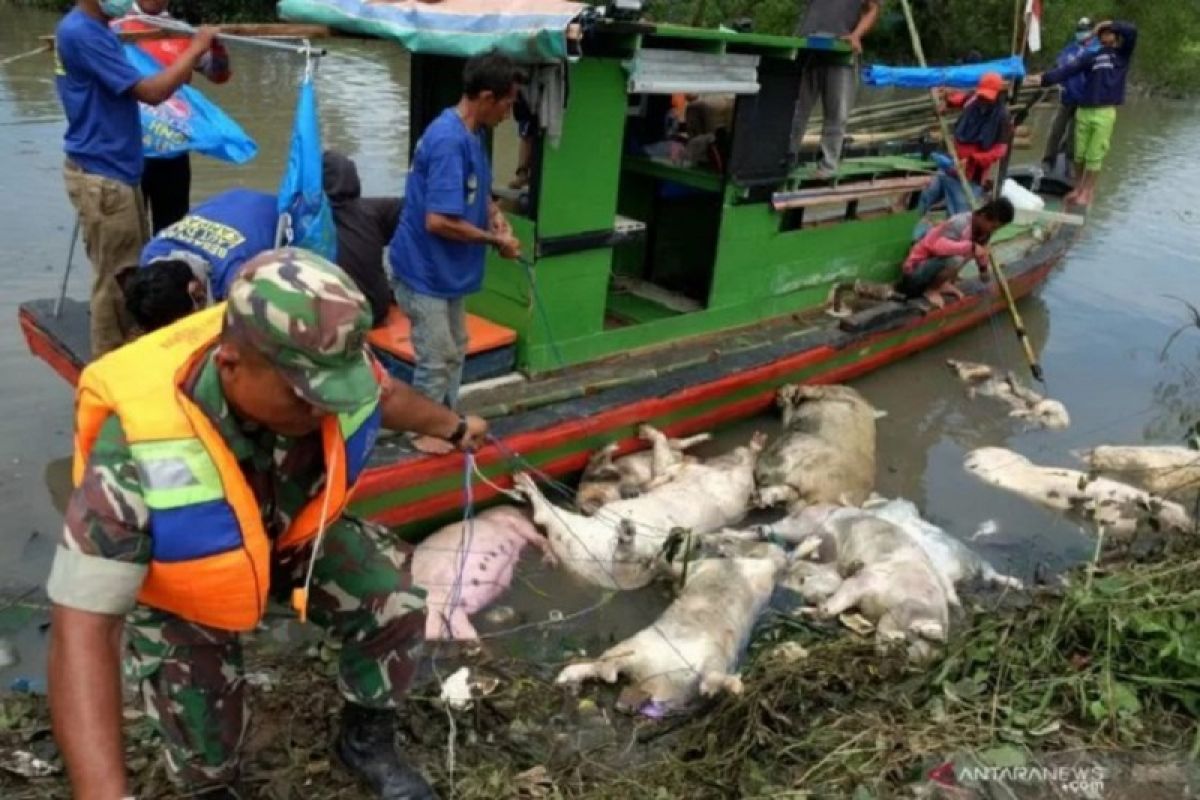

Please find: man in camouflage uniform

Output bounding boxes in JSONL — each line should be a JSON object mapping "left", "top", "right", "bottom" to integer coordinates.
{"left": 47, "top": 248, "right": 487, "bottom": 800}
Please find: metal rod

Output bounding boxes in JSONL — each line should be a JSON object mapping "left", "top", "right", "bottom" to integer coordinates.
{"left": 54, "top": 215, "right": 81, "bottom": 319}
{"left": 898, "top": 0, "right": 1046, "bottom": 385}
{"left": 129, "top": 15, "right": 328, "bottom": 57}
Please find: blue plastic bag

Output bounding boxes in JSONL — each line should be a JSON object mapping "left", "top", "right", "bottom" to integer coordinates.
{"left": 276, "top": 72, "right": 337, "bottom": 261}
{"left": 123, "top": 44, "right": 257, "bottom": 164}
{"left": 861, "top": 56, "right": 1026, "bottom": 90}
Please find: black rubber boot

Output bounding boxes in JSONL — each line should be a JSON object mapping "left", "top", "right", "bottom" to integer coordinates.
{"left": 336, "top": 703, "right": 438, "bottom": 800}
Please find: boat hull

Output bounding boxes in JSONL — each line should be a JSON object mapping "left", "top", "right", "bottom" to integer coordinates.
{"left": 17, "top": 228, "right": 1070, "bottom": 537}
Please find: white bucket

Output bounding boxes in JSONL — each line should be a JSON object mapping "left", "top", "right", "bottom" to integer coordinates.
{"left": 1001, "top": 178, "right": 1046, "bottom": 213}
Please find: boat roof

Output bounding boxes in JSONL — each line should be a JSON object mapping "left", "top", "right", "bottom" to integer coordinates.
{"left": 278, "top": 0, "right": 848, "bottom": 62}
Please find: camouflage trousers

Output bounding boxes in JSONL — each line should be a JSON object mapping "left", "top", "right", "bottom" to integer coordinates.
{"left": 123, "top": 516, "right": 426, "bottom": 790}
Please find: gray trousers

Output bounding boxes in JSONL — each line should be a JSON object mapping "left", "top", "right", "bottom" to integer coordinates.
{"left": 790, "top": 61, "right": 856, "bottom": 172}
{"left": 394, "top": 280, "right": 469, "bottom": 410}
{"left": 1041, "top": 103, "right": 1077, "bottom": 168}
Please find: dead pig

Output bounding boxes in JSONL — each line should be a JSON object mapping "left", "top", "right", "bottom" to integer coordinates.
{"left": 965, "top": 447, "right": 1194, "bottom": 536}
{"left": 555, "top": 555, "right": 782, "bottom": 713}
{"left": 1079, "top": 445, "right": 1200, "bottom": 499}
{"left": 576, "top": 424, "right": 711, "bottom": 514}
{"left": 755, "top": 384, "right": 879, "bottom": 510}
{"left": 411, "top": 506, "right": 552, "bottom": 641}
{"left": 947, "top": 359, "right": 1070, "bottom": 430}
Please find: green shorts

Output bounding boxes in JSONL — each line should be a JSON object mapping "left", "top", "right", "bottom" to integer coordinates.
{"left": 1074, "top": 106, "right": 1117, "bottom": 172}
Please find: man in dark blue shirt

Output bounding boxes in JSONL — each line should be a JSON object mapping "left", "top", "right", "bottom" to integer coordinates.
{"left": 1040, "top": 17, "right": 1099, "bottom": 178}
{"left": 55, "top": 0, "right": 215, "bottom": 356}
{"left": 389, "top": 51, "right": 522, "bottom": 453}
{"left": 1034, "top": 19, "right": 1137, "bottom": 207}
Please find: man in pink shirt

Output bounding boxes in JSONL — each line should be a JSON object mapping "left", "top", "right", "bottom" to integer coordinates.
{"left": 897, "top": 198, "right": 1014, "bottom": 308}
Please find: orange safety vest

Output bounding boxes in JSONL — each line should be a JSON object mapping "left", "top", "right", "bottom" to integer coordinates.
{"left": 72, "top": 305, "right": 381, "bottom": 631}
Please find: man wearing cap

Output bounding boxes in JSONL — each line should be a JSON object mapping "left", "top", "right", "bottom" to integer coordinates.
{"left": 1040, "top": 17, "right": 1099, "bottom": 178}
{"left": 47, "top": 248, "right": 481, "bottom": 799}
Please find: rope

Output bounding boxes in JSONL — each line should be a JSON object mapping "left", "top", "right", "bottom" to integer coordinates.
{"left": 0, "top": 44, "right": 50, "bottom": 67}
{"left": 519, "top": 257, "right": 567, "bottom": 369}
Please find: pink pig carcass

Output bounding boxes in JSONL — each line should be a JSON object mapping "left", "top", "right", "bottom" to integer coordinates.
{"left": 411, "top": 505, "right": 552, "bottom": 641}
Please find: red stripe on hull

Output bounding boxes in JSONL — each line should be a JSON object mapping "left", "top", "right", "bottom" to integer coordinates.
{"left": 361, "top": 258, "right": 1056, "bottom": 527}
{"left": 19, "top": 309, "right": 82, "bottom": 387}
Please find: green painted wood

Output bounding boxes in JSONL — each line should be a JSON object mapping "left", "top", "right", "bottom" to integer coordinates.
{"left": 606, "top": 290, "right": 683, "bottom": 324}
{"left": 537, "top": 59, "right": 627, "bottom": 238}
{"left": 520, "top": 249, "right": 613, "bottom": 371}
{"left": 644, "top": 22, "right": 844, "bottom": 55}
{"left": 707, "top": 205, "right": 917, "bottom": 308}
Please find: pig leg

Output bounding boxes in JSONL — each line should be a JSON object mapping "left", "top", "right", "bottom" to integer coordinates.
{"left": 700, "top": 671, "right": 744, "bottom": 698}
{"left": 514, "top": 473, "right": 559, "bottom": 531}
{"left": 669, "top": 433, "right": 712, "bottom": 451}
{"left": 556, "top": 652, "right": 629, "bottom": 687}
{"left": 818, "top": 576, "right": 867, "bottom": 619}
{"left": 640, "top": 424, "right": 686, "bottom": 483}
{"left": 439, "top": 606, "right": 480, "bottom": 641}
{"left": 756, "top": 484, "right": 800, "bottom": 509}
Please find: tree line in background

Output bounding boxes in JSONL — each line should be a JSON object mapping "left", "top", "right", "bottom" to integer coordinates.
{"left": 9, "top": 0, "right": 1199, "bottom": 92}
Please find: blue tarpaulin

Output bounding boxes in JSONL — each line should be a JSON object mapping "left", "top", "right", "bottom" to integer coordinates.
{"left": 276, "top": 70, "right": 337, "bottom": 261}
{"left": 861, "top": 56, "right": 1026, "bottom": 90}
{"left": 123, "top": 44, "right": 257, "bottom": 163}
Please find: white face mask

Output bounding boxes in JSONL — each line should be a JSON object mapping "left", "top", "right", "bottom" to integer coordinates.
{"left": 99, "top": 0, "right": 135, "bottom": 18}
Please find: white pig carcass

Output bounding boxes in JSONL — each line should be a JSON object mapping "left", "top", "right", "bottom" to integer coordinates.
{"left": 755, "top": 384, "right": 879, "bottom": 510}
{"left": 777, "top": 507, "right": 954, "bottom": 661}
{"left": 515, "top": 434, "right": 765, "bottom": 591}
{"left": 965, "top": 447, "right": 1194, "bottom": 536}
{"left": 555, "top": 555, "right": 782, "bottom": 712}
{"left": 576, "top": 424, "right": 711, "bottom": 514}
{"left": 1079, "top": 445, "right": 1200, "bottom": 499}
{"left": 411, "top": 506, "right": 551, "bottom": 641}
{"left": 863, "top": 498, "right": 1024, "bottom": 591}
{"left": 947, "top": 359, "right": 1070, "bottom": 430}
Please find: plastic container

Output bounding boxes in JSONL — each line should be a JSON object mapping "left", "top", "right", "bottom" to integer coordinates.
{"left": 1002, "top": 178, "right": 1046, "bottom": 213}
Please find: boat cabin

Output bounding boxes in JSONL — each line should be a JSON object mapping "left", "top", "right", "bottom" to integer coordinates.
{"left": 393, "top": 16, "right": 934, "bottom": 377}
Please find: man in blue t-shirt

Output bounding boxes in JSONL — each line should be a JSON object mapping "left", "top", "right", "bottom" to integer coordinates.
{"left": 55, "top": 0, "right": 216, "bottom": 356}
{"left": 122, "top": 188, "right": 279, "bottom": 331}
{"left": 388, "top": 51, "right": 522, "bottom": 453}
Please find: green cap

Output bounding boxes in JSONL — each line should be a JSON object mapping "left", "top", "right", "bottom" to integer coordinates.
{"left": 224, "top": 247, "right": 378, "bottom": 413}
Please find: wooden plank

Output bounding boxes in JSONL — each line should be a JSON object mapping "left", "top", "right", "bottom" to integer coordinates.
{"left": 40, "top": 23, "right": 332, "bottom": 47}
{"left": 773, "top": 186, "right": 918, "bottom": 211}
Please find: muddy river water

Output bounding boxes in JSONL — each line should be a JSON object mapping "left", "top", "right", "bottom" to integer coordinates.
{"left": 2, "top": 6, "right": 1200, "bottom": 683}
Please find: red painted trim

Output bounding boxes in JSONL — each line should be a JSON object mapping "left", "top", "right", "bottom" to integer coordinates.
{"left": 21, "top": 252, "right": 1059, "bottom": 531}
{"left": 19, "top": 309, "right": 82, "bottom": 387}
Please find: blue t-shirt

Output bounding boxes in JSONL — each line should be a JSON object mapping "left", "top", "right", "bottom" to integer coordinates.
{"left": 54, "top": 9, "right": 145, "bottom": 185}
{"left": 389, "top": 108, "right": 492, "bottom": 299}
{"left": 140, "top": 189, "right": 279, "bottom": 300}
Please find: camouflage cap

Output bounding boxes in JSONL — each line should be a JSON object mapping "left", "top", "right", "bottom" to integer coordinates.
{"left": 225, "top": 248, "right": 378, "bottom": 413}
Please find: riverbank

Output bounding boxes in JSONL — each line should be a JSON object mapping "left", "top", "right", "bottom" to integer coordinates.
{"left": 2, "top": 533, "right": 1197, "bottom": 798}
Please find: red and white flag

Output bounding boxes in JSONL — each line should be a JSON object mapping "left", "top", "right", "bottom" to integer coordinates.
{"left": 1025, "top": 0, "right": 1043, "bottom": 52}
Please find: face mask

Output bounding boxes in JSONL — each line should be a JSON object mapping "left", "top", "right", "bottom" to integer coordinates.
{"left": 1075, "top": 32, "right": 1090, "bottom": 43}
{"left": 99, "top": 0, "right": 136, "bottom": 18}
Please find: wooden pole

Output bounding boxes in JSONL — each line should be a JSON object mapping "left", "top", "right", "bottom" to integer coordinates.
{"left": 898, "top": 0, "right": 1046, "bottom": 385}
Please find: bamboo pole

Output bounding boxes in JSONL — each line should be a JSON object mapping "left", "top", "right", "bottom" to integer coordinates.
{"left": 897, "top": 0, "right": 1046, "bottom": 385}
